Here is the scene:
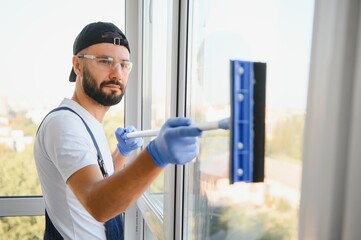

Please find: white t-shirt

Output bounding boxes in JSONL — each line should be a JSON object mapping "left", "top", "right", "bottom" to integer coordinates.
{"left": 34, "top": 98, "right": 115, "bottom": 240}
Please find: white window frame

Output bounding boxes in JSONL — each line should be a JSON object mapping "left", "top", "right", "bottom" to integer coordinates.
{"left": 0, "top": 196, "right": 44, "bottom": 217}
{"left": 125, "top": 0, "right": 188, "bottom": 239}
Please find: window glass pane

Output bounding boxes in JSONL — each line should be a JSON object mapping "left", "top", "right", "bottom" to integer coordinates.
{"left": 144, "top": 224, "right": 160, "bottom": 240}
{"left": 185, "top": 0, "right": 314, "bottom": 239}
{"left": 0, "top": 0, "right": 125, "bottom": 197}
{"left": 142, "top": 0, "right": 172, "bottom": 206}
{"left": 0, "top": 216, "right": 45, "bottom": 239}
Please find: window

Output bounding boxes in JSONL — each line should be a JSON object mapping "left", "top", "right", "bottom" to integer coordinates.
{"left": 185, "top": 0, "right": 314, "bottom": 239}
{"left": 142, "top": 0, "right": 171, "bottom": 205}
{"left": 140, "top": 0, "right": 176, "bottom": 238}
{"left": 0, "top": 1, "right": 125, "bottom": 238}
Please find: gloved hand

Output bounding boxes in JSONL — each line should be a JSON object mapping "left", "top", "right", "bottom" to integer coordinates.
{"left": 146, "top": 118, "right": 202, "bottom": 168}
{"left": 115, "top": 126, "right": 144, "bottom": 156}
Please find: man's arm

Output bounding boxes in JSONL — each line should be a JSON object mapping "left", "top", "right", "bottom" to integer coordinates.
{"left": 112, "top": 148, "right": 127, "bottom": 172}
{"left": 67, "top": 118, "right": 201, "bottom": 222}
{"left": 67, "top": 149, "right": 162, "bottom": 222}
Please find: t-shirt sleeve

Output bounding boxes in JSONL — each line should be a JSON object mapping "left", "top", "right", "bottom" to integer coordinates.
{"left": 42, "top": 113, "right": 98, "bottom": 182}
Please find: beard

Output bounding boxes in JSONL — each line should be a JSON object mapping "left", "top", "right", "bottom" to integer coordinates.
{"left": 82, "top": 66, "right": 125, "bottom": 106}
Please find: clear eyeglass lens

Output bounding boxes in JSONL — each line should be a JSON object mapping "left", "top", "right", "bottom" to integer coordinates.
{"left": 97, "top": 59, "right": 113, "bottom": 69}
{"left": 112, "top": 62, "right": 132, "bottom": 73}
{"left": 97, "top": 59, "right": 131, "bottom": 73}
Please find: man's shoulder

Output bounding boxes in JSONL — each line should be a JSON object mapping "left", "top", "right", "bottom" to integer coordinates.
{"left": 40, "top": 109, "right": 86, "bottom": 135}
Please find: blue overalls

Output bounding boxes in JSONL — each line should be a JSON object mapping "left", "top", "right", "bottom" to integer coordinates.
{"left": 44, "top": 210, "right": 124, "bottom": 240}
{"left": 38, "top": 107, "right": 124, "bottom": 240}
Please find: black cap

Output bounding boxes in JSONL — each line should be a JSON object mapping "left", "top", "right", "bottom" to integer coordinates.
{"left": 69, "top": 22, "right": 130, "bottom": 82}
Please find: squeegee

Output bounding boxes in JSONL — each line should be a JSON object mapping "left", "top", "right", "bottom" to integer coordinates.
{"left": 229, "top": 60, "right": 266, "bottom": 183}
{"left": 124, "top": 60, "right": 266, "bottom": 184}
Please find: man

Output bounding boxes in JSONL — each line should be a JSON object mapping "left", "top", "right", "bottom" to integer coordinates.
{"left": 34, "top": 21, "right": 202, "bottom": 239}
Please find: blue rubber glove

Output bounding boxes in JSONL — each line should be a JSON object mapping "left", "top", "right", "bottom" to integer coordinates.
{"left": 146, "top": 118, "right": 202, "bottom": 168}
{"left": 115, "top": 126, "right": 144, "bottom": 156}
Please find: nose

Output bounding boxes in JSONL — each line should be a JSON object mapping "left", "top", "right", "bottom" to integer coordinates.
{"left": 109, "top": 63, "right": 124, "bottom": 81}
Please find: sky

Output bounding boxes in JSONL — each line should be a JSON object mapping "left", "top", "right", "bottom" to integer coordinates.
{"left": 0, "top": 0, "right": 315, "bottom": 114}
{"left": 197, "top": 0, "right": 315, "bottom": 113}
{"left": 0, "top": 0, "right": 125, "bottom": 111}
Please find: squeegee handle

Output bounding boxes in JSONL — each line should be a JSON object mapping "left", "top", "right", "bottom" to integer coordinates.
{"left": 126, "top": 129, "right": 160, "bottom": 138}
{"left": 125, "top": 118, "right": 229, "bottom": 139}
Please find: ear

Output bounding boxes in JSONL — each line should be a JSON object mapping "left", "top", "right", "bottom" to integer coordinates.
{"left": 72, "top": 55, "right": 83, "bottom": 78}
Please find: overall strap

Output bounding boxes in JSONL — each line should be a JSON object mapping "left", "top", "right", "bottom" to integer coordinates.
{"left": 39, "top": 106, "right": 124, "bottom": 239}
{"left": 37, "top": 106, "right": 108, "bottom": 177}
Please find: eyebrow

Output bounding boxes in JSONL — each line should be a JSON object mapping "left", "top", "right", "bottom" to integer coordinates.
{"left": 93, "top": 54, "right": 112, "bottom": 59}
{"left": 96, "top": 54, "right": 130, "bottom": 62}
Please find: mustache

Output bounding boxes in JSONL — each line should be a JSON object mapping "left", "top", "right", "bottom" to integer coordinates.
{"left": 100, "top": 80, "right": 125, "bottom": 92}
